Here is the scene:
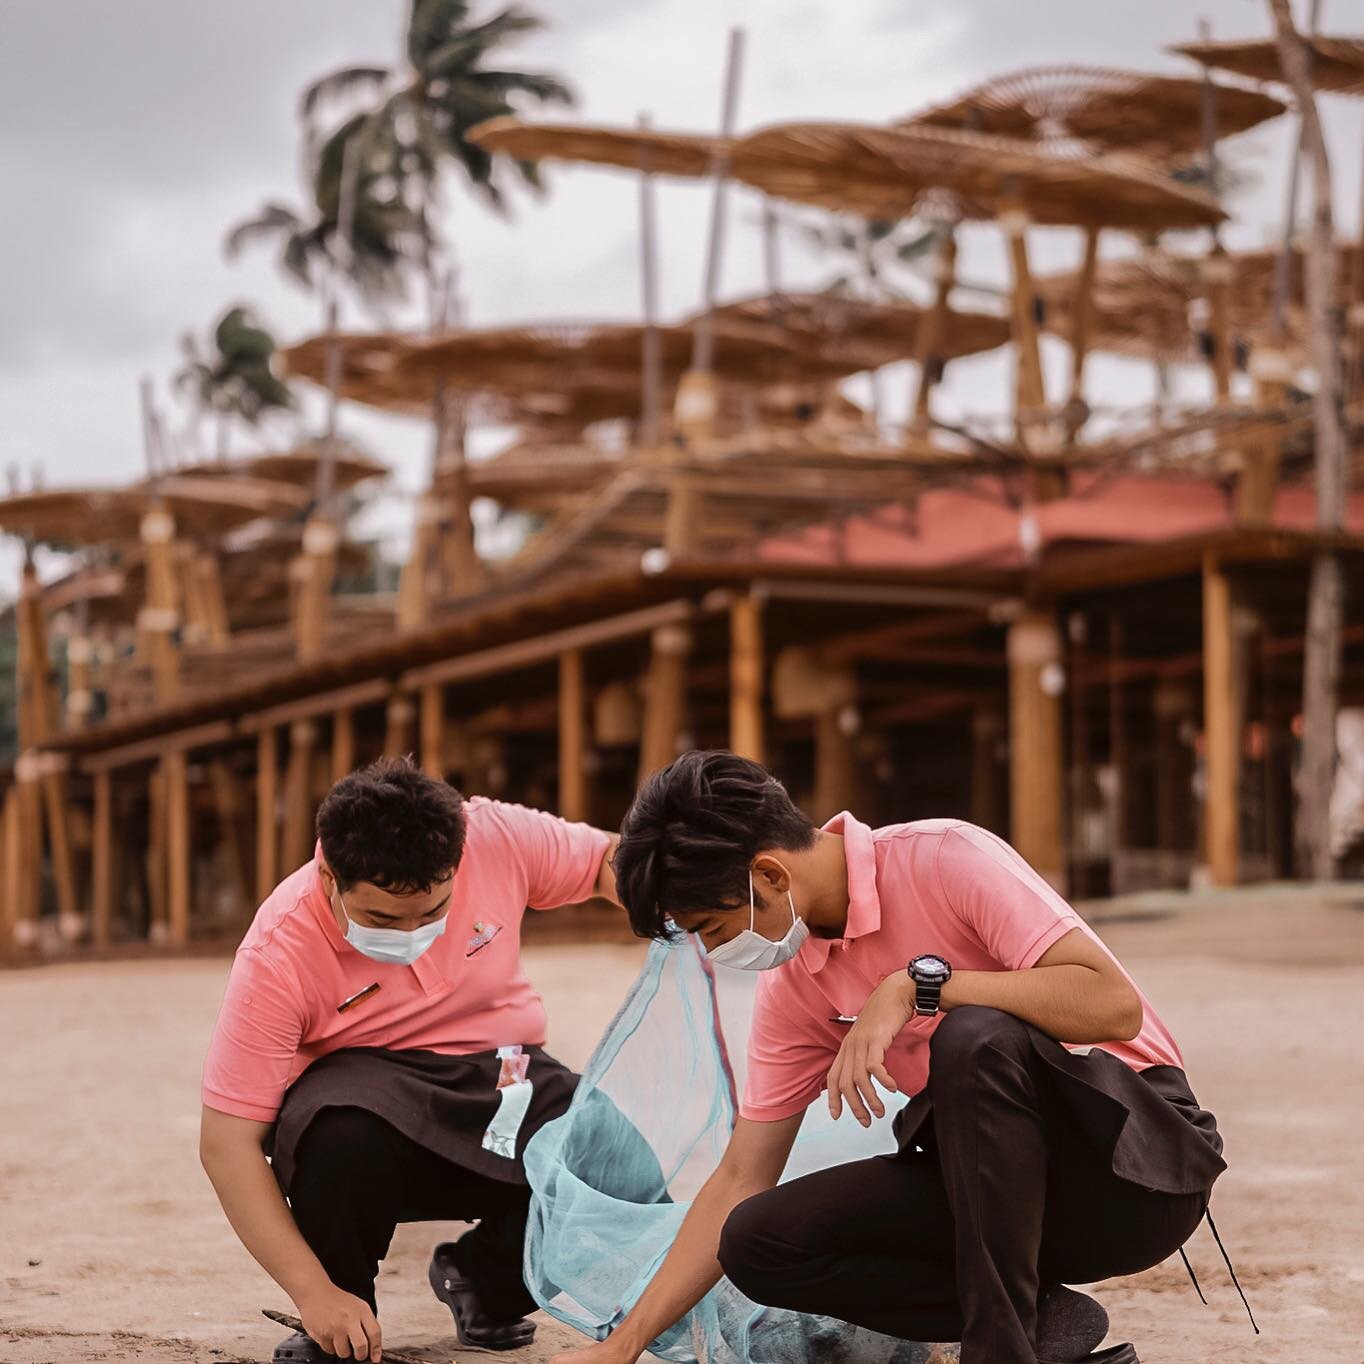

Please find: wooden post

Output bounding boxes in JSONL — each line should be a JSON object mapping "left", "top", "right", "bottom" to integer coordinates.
{"left": 65, "top": 635, "right": 95, "bottom": 730}
{"left": 1107, "top": 614, "right": 1130, "bottom": 876}
{"left": 970, "top": 705, "right": 1006, "bottom": 834}
{"left": 386, "top": 694, "right": 417, "bottom": 757}
{"left": 421, "top": 683, "right": 446, "bottom": 781}
{"left": 1204, "top": 247, "right": 1234, "bottom": 405}
{"left": 139, "top": 505, "right": 182, "bottom": 703}
{"left": 908, "top": 226, "right": 958, "bottom": 428}
{"left": 146, "top": 764, "right": 168, "bottom": 944}
{"left": 638, "top": 624, "right": 692, "bottom": 780}
{"left": 729, "top": 593, "right": 764, "bottom": 762}
{"left": 281, "top": 720, "right": 318, "bottom": 873}
{"left": 1202, "top": 555, "right": 1238, "bottom": 886}
{"left": 13, "top": 770, "right": 42, "bottom": 950}
{"left": 256, "top": 727, "right": 279, "bottom": 903}
{"left": 1007, "top": 608, "right": 1065, "bottom": 891}
{"left": 1, "top": 787, "right": 18, "bottom": 957}
{"left": 1002, "top": 207, "right": 1048, "bottom": 431}
{"left": 295, "top": 516, "right": 339, "bottom": 661}
{"left": 397, "top": 496, "right": 439, "bottom": 632}
{"left": 663, "top": 476, "right": 703, "bottom": 558}
{"left": 813, "top": 706, "right": 859, "bottom": 823}
{"left": 558, "top": 649, "right": 588, "bottom": 822}
{"left": 332, "top": 708, "right": 356, "bottom": 783}
{"left": 164, "top": 751, "right": 191, "bottom": 948}
{"left": 208, "top": 759, "right": 252, "bottom": 917}
{"left": 39, "top": 763, "right": 79, "bottom": 937}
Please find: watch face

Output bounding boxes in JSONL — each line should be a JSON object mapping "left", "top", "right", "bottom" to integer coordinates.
{"left": 913, "top": 954, "right": 949, "bottom": 979}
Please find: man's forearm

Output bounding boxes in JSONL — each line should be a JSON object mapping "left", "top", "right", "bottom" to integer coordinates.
{"left": 939, "top": 965, "right": 1141, "bottom": 1043}
{"left": 606, "top": 1170, "right": 757, "bottom": 1358}
{"left": 201, "top": 1141, "right": 332, "bottom": 1305}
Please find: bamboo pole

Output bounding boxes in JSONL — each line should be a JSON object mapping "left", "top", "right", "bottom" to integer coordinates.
{"left": 255, "top": 727, "right": 279, "bottom": 902}
{"left": 638, "top": 114, "right": 663, "bottom": 448}
{"left": 1063, "top": 226, "right": 1101, "bottom": 441}
{"left": 164, "top": 750, "right": 191, "bottom": 948}
{"left": 208, "top": 760, "right": 252, "bottom": 918}
{"left": 729, "top": 593, "right": 764, "bottom": 762}
{"left": 908, "top": 225, "right": 958, "bottom": 429}
{"left": 638, "top": 624, "right": 692, "bottom": 780}
{"left": 146, "top": 765, "right": 168, "bottom": 943}
{"left": 1007, "top": 608, "right": 1065, "bottom": 891}
{"left": 2, "top": 787, "right": 19, "bottom": 958}
{"left": 558, "top": 649, "right": 588, "bottom": 823}
{"left": 331, "top": 707, "right": 356, "bottom": 782}
{"left": 1202, "top": 555, "right": 1238, "bottom": 886}
{"left": 421, "top": 683, "right": 446, "bottom": 781}
{"left": 281, "top": 720, "right": 318, "bottom": 873}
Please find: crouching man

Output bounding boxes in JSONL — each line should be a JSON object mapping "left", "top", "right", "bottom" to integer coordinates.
{"left": 552, "top": 751, "right": 1230, "bottom": 1364}
{"left": 200, "top": 757, "right": 617, "bottom": 1363}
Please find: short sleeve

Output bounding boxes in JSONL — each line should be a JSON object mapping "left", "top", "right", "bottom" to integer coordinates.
{"left": 487, "top": 800, "right": 611, "bottom": 910}
{"left": 201, "top": 949, "right": 305, "bottom": 1123}
{"left": 739, "top": 970, "right": 841, "bottom": 1122}
{"left": 935, "top": 825, "right": 1082, "bottom": 971}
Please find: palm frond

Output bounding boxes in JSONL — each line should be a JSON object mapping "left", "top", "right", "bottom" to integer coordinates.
{"left": 223, "top": 203, "right": 305, "bottom": 258}
{"left": 408, "top": 0, "right": 474, "bottom": 67}
{"left": 300, "top": 64, "right": 393, "bottom": 123}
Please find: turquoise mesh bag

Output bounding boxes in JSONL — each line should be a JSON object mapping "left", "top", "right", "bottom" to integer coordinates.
{"left": 523, "top": 936, "right": 946, "bottom": 1363}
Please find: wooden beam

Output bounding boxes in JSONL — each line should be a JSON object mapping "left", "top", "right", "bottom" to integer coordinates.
{"left": 255, "top": 727, "right": 279, "bottom": 903}
{"left": 1007, "top": 608, "right": 1065, "bottom": 891}
{"left": 164, "top": 750, "right": 191, "bottom": 948}
{"left": 81, "top": 719, "right": 235, "bottom": 773}
{"left": 558, "top": 649, "right": 588, "bottom": 822}
{"left": 729, "top": 593, "right": 764, "bottom": 762}
{"left": 420, "top": 683, "right": 446, "bottom": 780}
{"left": 332, "top": 707, "right": 356, "bottom": 783}
{"left": 638, "top": 623, "right": 692, "bottom": 780}
{"left": 240, "top": 679, "right": 392, "bottom": 735}
{"left": 402, "top": 598, "right": 697, "bottom": 692}
{"left": 1202, "top": 554, "right": 1239, "bottom": 887}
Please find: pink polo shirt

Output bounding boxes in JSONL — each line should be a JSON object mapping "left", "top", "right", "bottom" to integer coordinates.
{"left": 202, "top": 797, "right": 611, "bottom": 1123}
{"left": 740, "top": 814, "right": 1183, "bottom": 1122}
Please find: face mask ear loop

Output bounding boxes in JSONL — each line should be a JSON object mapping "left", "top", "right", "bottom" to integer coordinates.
{"left": 747, "top": 869, "right": 757, "bottom": 933}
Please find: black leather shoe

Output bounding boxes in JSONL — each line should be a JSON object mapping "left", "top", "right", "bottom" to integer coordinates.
{"left": 272, "top": 1331, "right": 335, "bottom": 1362}
{"left": 1037, "top": 1285, "right": 1111, "bottom": 1360}
{"left": 1040, "top": 1345, "right": 1139, "bottom": 1364}
{"left": 428, "top": 1243, "right": 537, "bottom": 1351}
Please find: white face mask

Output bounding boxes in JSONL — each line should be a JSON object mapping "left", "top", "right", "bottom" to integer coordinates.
{"left": 337, "top": 889, "right": 448, "bottom": 966}
{"left": 706, "top": 870, "right": 808, "bottom": 972}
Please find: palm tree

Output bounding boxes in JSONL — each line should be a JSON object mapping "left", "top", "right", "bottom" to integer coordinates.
{"left": 225, "top": 112, "right": 427, "bottom": 309}
{"left": 301, "top": 0, "right": 575, "bottom": 280}
{"left": 175, "top": 306, "right": 295, "bottom": 458}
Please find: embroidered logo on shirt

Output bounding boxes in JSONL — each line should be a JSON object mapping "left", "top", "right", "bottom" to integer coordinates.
{"left": 466, "top": 921, "right": 502, "bottom": 957}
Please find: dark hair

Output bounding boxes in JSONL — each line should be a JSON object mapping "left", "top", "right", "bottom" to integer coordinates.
{"left": 316, "top": 756, "right": 466, "bottom": 893}
{"left": 615, "top": 750, "right": 816, "bottom": 941}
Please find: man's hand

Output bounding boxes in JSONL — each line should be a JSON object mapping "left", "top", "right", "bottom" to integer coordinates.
{"left": 827, "top": 971, "right": 915, "bottom": 1126}
{"left": 549, "top": 1336, "right": 639, "bottom": 1364}
{"left": 297, "top": 1282, "right": 383, "bottom": 1361}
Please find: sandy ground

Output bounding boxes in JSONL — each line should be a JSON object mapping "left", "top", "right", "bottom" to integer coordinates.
{"left": 2, "top": 888, "right": 1363, "bottom": 1364}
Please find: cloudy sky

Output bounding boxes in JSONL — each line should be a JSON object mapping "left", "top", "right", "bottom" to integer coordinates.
{"left": 2, "top": 0, "right": 1360, "bottom": 590}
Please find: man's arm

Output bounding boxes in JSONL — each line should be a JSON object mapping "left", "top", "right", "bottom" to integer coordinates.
{"left": 827, "top": 928, "right": 1142, "bottom": 1125}
{"left": 199, "top": 1106, "right": 383, "bottom": 1361}
{"left": 548, "top": 1113, "right": 804, "bottom": 1364}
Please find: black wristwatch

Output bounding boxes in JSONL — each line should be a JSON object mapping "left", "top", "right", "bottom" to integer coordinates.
{"left": 908, "top": 954, "right": 952, "bottom": 1016}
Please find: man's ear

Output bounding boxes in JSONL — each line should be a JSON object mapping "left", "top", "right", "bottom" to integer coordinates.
{"left": 751, "top": 853, "right": 791, "bottom": 898}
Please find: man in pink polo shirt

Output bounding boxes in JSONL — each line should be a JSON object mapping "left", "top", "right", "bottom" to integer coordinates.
{"left": 551, "top": 751, "right": 1232, "bottom": 1364}
{"left": 200, "top": 757, "right": 616, "bottom": 1364}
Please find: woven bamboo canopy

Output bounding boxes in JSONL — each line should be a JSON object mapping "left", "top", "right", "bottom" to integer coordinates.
{"left": 471, "top": 117, "right": 1226, "bottom": 231}
{"left": 283, "top": 314, "right": 925, "bottom": 424}
{"left": 0, "top": 476, "right": 310, "bottom": 549}
{"left": 453, "top": 118, "right": 726, "bottom": 178}
{"left": 904, "top": 66, "right": 1285, "bottom": 159}
{"left": 701, "top": 291, "right": 1011, "bottom": 365}
{"left": 174, "top": 444, "right": 387, "bottom": 493}
{"left": 1038, "top": 241, "right": 1364, "bottom": 363}
{"left": 1170, "top": 35, "right": 1364, "bottom": 95}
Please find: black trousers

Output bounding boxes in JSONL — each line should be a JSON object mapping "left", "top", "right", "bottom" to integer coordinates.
{"left": 288, "top": 1106, "right": 537, "bottom": 1320}
{"left": 718, "top": 1007, "right": 1209, "bottom": 1364}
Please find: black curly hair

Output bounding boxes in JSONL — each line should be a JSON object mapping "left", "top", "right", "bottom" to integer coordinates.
{"left": 315, "top": 756, "right": 466, "bottom": 893}
{"left": 615, "top": 750, "right": 816, "bottom": 940}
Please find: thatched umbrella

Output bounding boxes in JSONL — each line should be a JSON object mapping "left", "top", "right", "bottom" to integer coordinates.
{"left": 173, "top": 444, "right": 387, "bottom": 495}
{"left": 1169, "top": 35, "right": 1364, "bottom": 94}
{"left": 903, "top": 65, "right": 1285, "bottom": 159}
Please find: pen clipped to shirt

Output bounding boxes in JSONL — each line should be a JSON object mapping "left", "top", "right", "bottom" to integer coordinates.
{"left": 337, "top": 982, "right": 382, "bottom": 1014}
